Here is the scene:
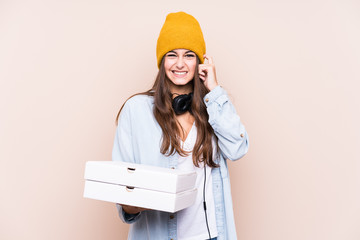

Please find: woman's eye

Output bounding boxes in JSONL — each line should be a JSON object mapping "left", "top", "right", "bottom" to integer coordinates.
{"left": 166, "top": 54, "right": 177, "bottom": 57}
{"left": 185, "top": 54, "right": 195, "bottom": 58}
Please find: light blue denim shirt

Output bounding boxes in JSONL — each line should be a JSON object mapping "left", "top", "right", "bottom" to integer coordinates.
{"left": 112, "top": 86, "right": 249, "bottom": 240}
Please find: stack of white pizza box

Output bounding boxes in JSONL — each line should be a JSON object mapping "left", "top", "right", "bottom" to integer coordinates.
{"left": 84, "top": 161, "right": 197, "bottom": 213}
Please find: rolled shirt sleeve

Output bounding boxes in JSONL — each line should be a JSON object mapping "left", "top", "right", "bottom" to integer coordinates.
{"left": 204, "top": 86, "right": 249, "bottom": 161}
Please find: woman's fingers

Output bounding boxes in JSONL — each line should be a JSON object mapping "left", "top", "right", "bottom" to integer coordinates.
{"left": 203, "top": 54, "right": 213, "bottom": 64}
{"left": 198, "top": 67, "right": 206, "bottom": 75}
{"left": 199, "top": 54, "right": 218, "bottom": 91}
{"left": 198, "top": 64, "right": 208, "bottom": 77}
{"left": 198, "top": 68, "right": 206, "bottom": 81}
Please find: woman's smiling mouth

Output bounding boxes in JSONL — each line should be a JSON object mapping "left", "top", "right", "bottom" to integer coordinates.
{"left": 172, "top": 71, "right": 187, "bottom": 77}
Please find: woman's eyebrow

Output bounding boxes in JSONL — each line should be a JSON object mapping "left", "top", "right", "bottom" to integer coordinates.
{"left": 166, "top": 50, "right": 194, "bottom": 55}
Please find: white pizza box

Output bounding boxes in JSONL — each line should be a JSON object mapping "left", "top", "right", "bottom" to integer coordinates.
{"left": 84, "top": 161, "right": 197, "bottom": 193}
{"left": 83, "top": 180, "right": 197, "bottom": 213}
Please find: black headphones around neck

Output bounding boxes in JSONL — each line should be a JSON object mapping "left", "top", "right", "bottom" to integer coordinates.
{"left": 172, "top": 92, "right": 193, "bottom": 115}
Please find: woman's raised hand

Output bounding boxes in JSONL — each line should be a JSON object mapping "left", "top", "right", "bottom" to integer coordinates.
{"left": 198, "top": 54, "right": 219, "bottom": 91}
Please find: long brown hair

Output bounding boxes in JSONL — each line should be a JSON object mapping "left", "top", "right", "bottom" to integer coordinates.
{"left": 116, "top": 56, "right": 219, "bottom": 168}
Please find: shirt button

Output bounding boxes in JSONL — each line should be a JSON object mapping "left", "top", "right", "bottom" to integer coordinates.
{"left": 240, "top": 133, "right": 244, "bottom": 138}
{"left": 205, "top": 98, "right": 209, "bottom": 102}
{"left": 170, "top": 215, "right": 174, "bottom": 219}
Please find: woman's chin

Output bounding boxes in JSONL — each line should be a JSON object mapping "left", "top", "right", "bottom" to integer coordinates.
{"left": 170, "top": 78, "right": 192, "bottom": 87}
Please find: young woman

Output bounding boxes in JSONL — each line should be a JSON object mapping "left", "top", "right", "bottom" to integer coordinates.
{"left": 112, "top": 11, "right": 249, "bottom": 240}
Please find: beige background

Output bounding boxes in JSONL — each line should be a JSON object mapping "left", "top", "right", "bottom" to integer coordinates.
{"left": 1, "top": 0, "right": 359, "bottom": 239}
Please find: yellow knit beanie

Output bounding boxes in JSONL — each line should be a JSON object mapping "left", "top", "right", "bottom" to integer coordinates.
{"left": 156, "top": 11, "right": 206, "bottom": 68}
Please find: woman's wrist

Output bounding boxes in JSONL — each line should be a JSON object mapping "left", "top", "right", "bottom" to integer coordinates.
{"left": 121, "top": 204, "right": 148, "bottom": 214}
{"left": 122, "top": 205, "right": 139, "bottom": 214}
{"left": 207, "top": 83, "right": 219, "bottom": 91}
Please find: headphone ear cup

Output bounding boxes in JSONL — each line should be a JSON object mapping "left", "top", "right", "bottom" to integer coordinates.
{"left": 172, "top": 92, "right": 193, "bottom": 115}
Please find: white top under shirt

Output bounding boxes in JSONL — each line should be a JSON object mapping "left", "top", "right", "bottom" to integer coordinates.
{"left": 176, "top": 123, "right": 218, "bottom": 240}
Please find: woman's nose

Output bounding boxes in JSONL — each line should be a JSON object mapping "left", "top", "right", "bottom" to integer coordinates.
{"left": 175, "top": 57, "right": 185, "bottom": 69}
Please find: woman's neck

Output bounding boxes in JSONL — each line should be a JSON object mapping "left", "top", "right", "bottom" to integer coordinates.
{"left": 169, "top": 81, "right": 193, "bottom": 96}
